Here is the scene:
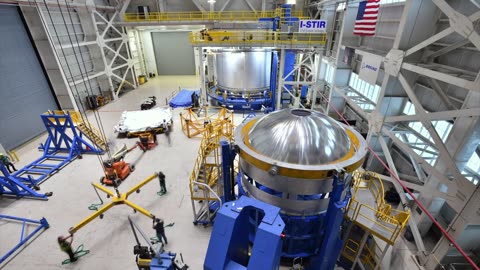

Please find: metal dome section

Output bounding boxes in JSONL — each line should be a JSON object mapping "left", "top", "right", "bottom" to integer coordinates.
{"left": 234, "top": 109, "right": 367, "bottom": 258}
{"left": 208, "top": 49, "right": 273, "bottom": 110}
{"left": 216, "top": 51, "right": 271, "bottom": 93}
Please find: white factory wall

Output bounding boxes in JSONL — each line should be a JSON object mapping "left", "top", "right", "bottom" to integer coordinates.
{"left": 140, "top": 30, "right": 158, "bottom": 76}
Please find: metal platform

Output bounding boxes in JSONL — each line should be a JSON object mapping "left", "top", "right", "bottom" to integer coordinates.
{"left": 189, "top": 30, "right": 327, "bottom": 49}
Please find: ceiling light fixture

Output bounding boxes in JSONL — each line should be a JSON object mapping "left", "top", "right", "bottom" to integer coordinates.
{"left": 207, "top": 0, "right": 216, "bottom": 3}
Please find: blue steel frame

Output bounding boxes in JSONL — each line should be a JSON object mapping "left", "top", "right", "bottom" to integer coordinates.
{"left": 204, "top": 196, "right": 285, "bottom": 270}
{"left": 207, "top": 86, "right": 272, "bottom": 111}
{"left": 0, "top": 112, "right": 103, "bottom": 199}
{"left": 0, "top": 215, "right": 49, "bottom": 265}
{"left": 236, "top": 172, "right": 350, "bottom": 269}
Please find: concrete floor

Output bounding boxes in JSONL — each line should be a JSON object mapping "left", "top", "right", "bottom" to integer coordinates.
{"left": 0, "top": 76, "right": 422, "bottom": 270}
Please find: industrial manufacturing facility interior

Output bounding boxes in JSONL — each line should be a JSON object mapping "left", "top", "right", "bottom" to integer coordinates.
{"left": 0, "top": 0, "right": 479, "bottom": 269}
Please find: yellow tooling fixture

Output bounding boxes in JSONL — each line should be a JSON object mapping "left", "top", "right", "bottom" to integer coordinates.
{"left": 69, "top": 173, "right": 158, "bottom": 234}
{"left": 189, "top": 30, "right": 327, "bottom": 47}
{"left": 124, "top": 9, "right": 306, "bottom": 22}
{"left": 180, "top": 106, "right": 234, "bottom": 139}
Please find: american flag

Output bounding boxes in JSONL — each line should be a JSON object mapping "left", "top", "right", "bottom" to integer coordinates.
{"left": 353, "top": 0, "right": 380, "bottom": 36}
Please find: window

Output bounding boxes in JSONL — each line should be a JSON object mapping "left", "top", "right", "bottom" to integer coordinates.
{"left": 348, "top": 72, "right": 381, "bottom": 104}
{"left": 396, "top": 101, "right": 454, "bottom": 165}
{"left": 325, "top": 63, "right": 334, "bottom": 85}
{"left": 336, "top": 2, "right": 346, "bottom": 11}
{"left": 462, "top": 150, "right": 480, "bottom": 185}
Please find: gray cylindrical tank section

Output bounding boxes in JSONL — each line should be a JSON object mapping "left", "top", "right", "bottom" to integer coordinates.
{"left": 215, "top": 51, "right": 272, "bottom": 92}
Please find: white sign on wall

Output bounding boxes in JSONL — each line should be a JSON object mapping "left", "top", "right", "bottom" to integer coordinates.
{"left": 359, "top": 53, "right": 382, "bottom": 85}
{"left": 298, "top": 20, "right": 327, "bottom": 33}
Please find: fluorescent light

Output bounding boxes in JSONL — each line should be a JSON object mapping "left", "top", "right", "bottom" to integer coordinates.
{"left": 207, "top": 0, "right": 216, "bottom": 3}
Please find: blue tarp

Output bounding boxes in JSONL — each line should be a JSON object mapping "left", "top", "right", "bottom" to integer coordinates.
{"left": 169, "top": 89, "right": 200, "bottom": 108}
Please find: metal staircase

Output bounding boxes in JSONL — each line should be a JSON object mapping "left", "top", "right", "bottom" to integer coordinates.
{"left": 68, "top": 111, "right": 108, "bottom": 151}
{"left": 189, "top": 118, "right": 235, "bottom": 225}
{"left": 340, "top": 171, "right": 411, "bottom": 270}
{"left": 76, "top": 122, "right": 108, "bottom": 151}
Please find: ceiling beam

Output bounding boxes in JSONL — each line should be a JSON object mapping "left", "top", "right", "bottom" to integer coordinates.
{"left": 191, "top": 0, "right": 206, "bottom": 12}
{"left": 384, "top": 108, "right": 480, "bottom": 122}
{"left": 398, "top": 73, "right": 465, "bottom": 182}
{"left": 402, "top": 63, "right": 477, "bottom": 92}
{"left": 424, "top": 39, "right": 471, "bottom": 59}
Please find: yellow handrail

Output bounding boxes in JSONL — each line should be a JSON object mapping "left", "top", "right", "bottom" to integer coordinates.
{"left": 346, "top": 171, "right": 410, "bottom": 245}
{"left": 124, "top": 9, "right": 306, "bottom": 22}
{"left": 189, "top": 30, "right": 327, "bottom": 47}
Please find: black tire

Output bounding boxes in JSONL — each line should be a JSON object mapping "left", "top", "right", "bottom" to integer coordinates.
{"left": 100, "top": 176, "right": 105, "bottom": 184}
{"left": 130, "top": 165, "right": 135, "bottom": 172}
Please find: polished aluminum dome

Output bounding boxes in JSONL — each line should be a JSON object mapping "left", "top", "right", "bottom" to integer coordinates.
{"left": 247, "top": 109, "right": 351, "bottom": 165}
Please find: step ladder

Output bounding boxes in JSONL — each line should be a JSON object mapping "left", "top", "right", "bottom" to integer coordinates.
{"left": 76, "top": 122, "right": 108, "bottom": 151}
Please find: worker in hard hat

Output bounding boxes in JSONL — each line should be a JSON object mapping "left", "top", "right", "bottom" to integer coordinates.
{"left": 58, "top": 235, "right": 77, "bottom": 262}
{"left": 0, "top": 153, "right": 17, "bottom": 173}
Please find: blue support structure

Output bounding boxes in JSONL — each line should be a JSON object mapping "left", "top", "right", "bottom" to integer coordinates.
{"left": 282, "top": 51, "right": 296, "bottom": 106}
{"left": 150, "top": 253, "right": 176, "bottom": 270}
{"left": 204, "top": 196, "right": 285, "bottom": 270}
{"left": 310, "top": 174, "right": 350, "bottom": 269}
{"left": 235, "top": 172, "right": 351, "bottom": 269}
{"left": 0, "top": 215, "right": 49, "bottom": 264}
{"left": 220, "top": 141, "right": 236, "bottom": 203}
{"left": 0, "top": 164, "right": 48, "bottom": 199}
{"left": 270, "top": 51, "right": 279, "bottom": 111}
{"left": 0, "top": 111, "right": 103, "bottom": 199}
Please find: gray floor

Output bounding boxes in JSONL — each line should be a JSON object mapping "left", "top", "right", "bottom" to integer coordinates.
{"left": 0, "top": 76, "right": 422, "bottom": 270}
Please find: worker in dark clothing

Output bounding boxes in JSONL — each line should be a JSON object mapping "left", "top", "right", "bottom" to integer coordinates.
{"left": 158, "top": 171, "right": 167, "bottom": 195}
{"left": 58, "top": 235, "right": 77, "bottom": 262}
{"left": 153, "top": 218, "right": 168, "bottom": 245}
{"left": 163, "top": 120, "right": 171, "bottom": 146}
{"left": 0, "top": 153, "right": 17, "bottom": 173}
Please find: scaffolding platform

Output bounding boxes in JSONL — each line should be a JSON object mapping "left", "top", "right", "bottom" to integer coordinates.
{"left": 341, "top": 171, "right": 410, "bottom": 270}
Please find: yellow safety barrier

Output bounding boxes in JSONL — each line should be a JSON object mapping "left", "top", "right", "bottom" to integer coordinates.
{"left": 189, "top": 30, "right": 327, "bottom": 47}
{"left": 345, "top": 171, "right": 410, "bottom": 245}
{"left": 124, "top": 9, "right": 306, "bottom": 22}
{"left": 7, "top": 151, "right": 19, "bottom": 162}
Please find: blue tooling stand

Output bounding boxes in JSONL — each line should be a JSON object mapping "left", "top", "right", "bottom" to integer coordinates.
{"left": 204, "top": 196, "right": 285, "bottom": 270}
{"left": 150, "top": 253, "right": 176, "bottom": 269}
{"left": 0, "top": 215, "right": 49, "bottom": 264}
{"left": 235, "top": 172, "right": 350, "bottom": 269}
{"left": 0, "top": 111, "right": 103, "bottom": 199}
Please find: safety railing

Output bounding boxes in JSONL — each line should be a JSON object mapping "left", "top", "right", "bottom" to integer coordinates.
{"left": 189, "top": 30, "right": 327, "bottom": 47}
{"left": 346, "top": 171, "right": 410, "bottom": 245}
{"left": 124, "top": 9, "right": 306, "bottom": 22}
{"left": 342, "top": 237, "right": 381, "bottom": 269}
{"left": 189, "top": 123, "right": 223, "bottom": 201}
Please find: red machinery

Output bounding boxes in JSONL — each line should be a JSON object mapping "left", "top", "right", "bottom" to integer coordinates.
{"left": 136, "top": 131, "right": 158, "bottom": 152}
{"left": 100, "top": 144, "right": 135, "bottom": 186}
{"left": 101, "top": 160, "right": 134, "bottom": 186}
